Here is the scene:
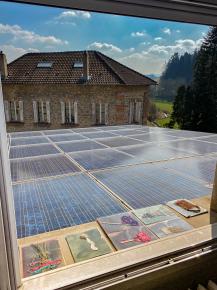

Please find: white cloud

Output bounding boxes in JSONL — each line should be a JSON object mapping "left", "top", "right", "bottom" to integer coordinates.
{"left": 118, "top": 37, "right": 203, "bottom": 75}
{"left": 0, "top": 23, "right": 68, "bottom": 45}
{"left": 163, "top": 28, "right": 171, "bottom": 35}
{"left": 147, "top": 38, "right": 202, "bottom": 56}
{"left": 57, "top": 10, "right": 91, "bottom": 20}
{"left": 1, "top": 44, "right": 39, "bottom": 62}
{"left": 176, "top": 30, "right": 181, "bottom": 33}
{"left": 128, "top": 47, "right": 135, "bottom": 52}
{"left": 88, "top": 42, "right": 122, "bottom": 53}
{"left": 131, "top": 31, "right": 146, "bottom": 37}
{"left": 154, "top": 37, "right": 163, "bottom": 41}
{"left": 119, "top": 52, "right": 165, "bottom": 75}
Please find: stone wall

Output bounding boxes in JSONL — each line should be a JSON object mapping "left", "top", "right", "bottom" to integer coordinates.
{"left": 2, "top": 83, "right": 150, "bottom": 132}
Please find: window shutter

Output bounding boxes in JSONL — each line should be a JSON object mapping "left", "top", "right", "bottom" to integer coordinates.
{"left": 33, "top": 101, "right": 38, "bottom": 123}
{"left": 105, "top": 103, "right": 109, "bottom": 125}
{"left": 92, "top": 102, "right": 96, "bottom": 124}
{"left": 46, "top": 101, "right": 50, "bottom": 123}
{"left": 129, "top": 101, "right": 133, "bottom": 124}
{"left": 41, "top": 101, "right": 44, "bottom": 122}
{"left": 19, "top": 101, "right": 24, "bottom": 122}
{"left": 4, "top": 101, "right": 10, "bottom": 122}
{"left": 68, "top": 101, "right": 72, "bottom": 123}
{"left": 99, "top": 103, "right": 102, "bottom": 124}
{"left": 60, "top": 101, "right": 65, "bottom": 124}
{"left": 14, "top": 101, "right": 17, "bottom": 121}
{"left": 136, "top": 102, "right": 142, "bottom": 123}
{"left": 74, "top": 101, "right": 78, "bottom": 124}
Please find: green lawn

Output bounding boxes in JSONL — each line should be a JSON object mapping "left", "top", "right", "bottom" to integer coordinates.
{"left": 153, "top": 99, "right": 173, "bottom": 113}
{"left": 155, "top": 117, "right": 170, "bottom": 127}
{"left": 152, "top": 99, "right": 175, "bottom": 128}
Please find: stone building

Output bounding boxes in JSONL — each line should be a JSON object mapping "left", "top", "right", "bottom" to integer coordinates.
{"left": 0, "top": 50, "right": 156, "bottom": 132}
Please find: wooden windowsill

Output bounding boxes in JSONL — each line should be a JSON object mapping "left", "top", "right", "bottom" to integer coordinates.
{"left": 18, "top": 196, "right": 217, "bottom": 290}
{"left": 19, "top": 223, "right": 217, "bottom": 290}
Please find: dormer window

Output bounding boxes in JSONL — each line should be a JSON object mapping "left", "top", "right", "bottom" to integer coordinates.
{"left": 37, "top": 62, "right": 53, "bottom": 68}
{"left": 73, "top": 61, "right": 83, "bottom": 68}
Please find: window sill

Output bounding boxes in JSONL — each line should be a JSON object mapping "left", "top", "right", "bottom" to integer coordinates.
{"left": 34, "top": 122, "right": 50, "bottom": 125}
{"left": 7, "top": 121, "right": 24, "bottom": 124}
{"left": 62, "top": 123, "right": 79, "bottom": 127}
{"left": 20, "top": 223, "right": 217, "bottom": 290}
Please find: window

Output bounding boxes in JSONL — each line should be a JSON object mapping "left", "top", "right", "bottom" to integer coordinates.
{"left": 4, "top": 100, "right": 24, "bottom": 122}
{"left": 129, "top": 100, "right": 142, "bottom": 124}
{"left": 73, "top": 61, "right": 83, "bottom": 68}
{"left": 1, "top": 2, "right": 217, "bottom": 290}
{"left": 33, "top": 101, "right": 50, "bottom": 123}
{"left": 60, "top": 101, "right": 78, "bottom": 124}
{"left": 37, "top": 62, "right": 53, "bottom": 68}
{"left": 92, "top": 102, "right": 109, "bottom": 125}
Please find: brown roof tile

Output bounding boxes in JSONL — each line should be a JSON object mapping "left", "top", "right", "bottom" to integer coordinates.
{"left": 3, "top": 51, "right": 156, "bottom": 86}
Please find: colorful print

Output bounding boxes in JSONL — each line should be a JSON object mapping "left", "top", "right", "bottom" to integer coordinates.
{"left": 66, "top": 228, "right": 112, "bottom": 263}
{"left": 148, "top": 218, "right": 193, "bottom": 238}
{"left": 22, "top": 240, "right": 64, "bottom": 278}
{"left": 98, "top": 212, "right": 157, "bottom": 249}
{"left": 133, "top": 205, "right": 176, "bottom": 225}
{"left": 167, "top": 199, "right": 208, "bottom": 218}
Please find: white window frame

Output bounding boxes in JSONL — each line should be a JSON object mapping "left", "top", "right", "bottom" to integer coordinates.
{"left": 33, "top": 101, "right": 51, "bottom": 124}
{"left": 1, "top": 2, "right": 217, "bottom": 290}
{"left": 93, "top": 102, "right": 109, "bottom": 125}
{"left": 0, "top": 76, "right": 21, "bottom": 290}
{"left": 129, "top": 100, "right": 142, "bottom": 124}
{"left": 12, "top": 0, "right": 217, "bottom": 26}
{"left": 60, "top": 101, "right": 78, "bottom": 125}
{"left": 4, "top": 100, "right": 24, "bottom": 123}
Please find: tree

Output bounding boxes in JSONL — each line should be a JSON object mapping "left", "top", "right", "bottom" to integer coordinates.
{"left": 169, "top": 85, "right": 195, "bottom": 130}
{"left": 182, "top": 86, "right": 195, "bottom": 130}
{"left": 157, "top": 52, "right": 197, "bottom": 101}
{"left": 191, "top": 27, "right": 217, "bottom": 133}
{"left": 169, "top": 85, "right": 186, "bottom": 128}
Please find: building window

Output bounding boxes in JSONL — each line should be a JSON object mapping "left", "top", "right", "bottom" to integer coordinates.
{"left": 129, "top": 100, "right": 142, "bottom": 124}
{"left": 33, "top": 101, "right": 51, "bottom": 123}
{"left": 92, "top": 102, "right": 109, "bottom": 125}
{"left": 4, "top": 100, "right": 24, "bottom": 123}
{"left": 37, "top": 62, "right": 53, "bottom": 68}
{"left": 73, "top": 61, "right": 83, "bottom": 68}
{"left": 60, "top": 101, "right": 78, "bottom": 124}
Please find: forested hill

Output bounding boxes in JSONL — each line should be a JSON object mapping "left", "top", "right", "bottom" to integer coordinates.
{"left": 157, "top": 52, "right": 197, "bottom": 101}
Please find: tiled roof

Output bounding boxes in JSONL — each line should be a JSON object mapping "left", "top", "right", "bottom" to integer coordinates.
{"left": 3, "top": 51, "right": 156, "bottom": 86}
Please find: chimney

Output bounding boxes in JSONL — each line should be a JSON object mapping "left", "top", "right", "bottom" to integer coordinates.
{"left": 0, "top": 51, "right": 8, "bottom": 79}
{"left": 83, "top": 51, "right": 90, "bottom": 82}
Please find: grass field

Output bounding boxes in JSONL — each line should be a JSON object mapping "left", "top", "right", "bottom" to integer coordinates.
{"left": 152, "top": 99, "right": 173, "bottom": 128}
{"left": 153, "top": 99, "right": 173, "bottom": 113}
{"left": 155, "top": 117, "right": 171, "bottom": 127}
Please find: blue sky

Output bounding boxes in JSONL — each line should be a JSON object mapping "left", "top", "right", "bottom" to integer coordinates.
{"left": 0, "top": 1, "right": 209, "bottom": 75}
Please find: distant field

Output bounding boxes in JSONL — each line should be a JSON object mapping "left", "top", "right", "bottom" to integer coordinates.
{"left": 154, "top": 100, "right": 173, "bottom": 113}
{"left": 152, "top": 99, "right": 174, "bottom": 128}
{"left": 155, "top": 117, "right": 170, "bottom": 127}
